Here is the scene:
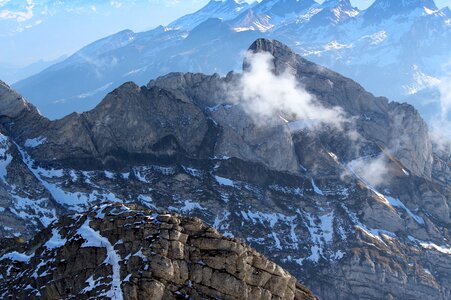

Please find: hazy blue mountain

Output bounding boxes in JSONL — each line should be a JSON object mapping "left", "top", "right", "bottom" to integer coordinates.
{"left": 168, "top": 0, "right": 252, "bottom": 30}
{"left": 12, "top": 0, "right": 451, "bottom": 126}
{"left": 0, "top": 55, "right": 67, "bottom": 85}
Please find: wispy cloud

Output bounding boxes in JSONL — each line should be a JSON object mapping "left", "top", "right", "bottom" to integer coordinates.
{"left": 110, "top": 1, "right": 122, "bottom": 9}
{"left": 0, "top": 0, "right": 34, "bottom": 22}
{"left": 437, "top": 76, "right": 451, "bottom": 128}
{"left": 0, "top": 0, "right": 10, "bottom": 8}
{"left": 228, "top": 51, "right": 346, "bottom": 128}
{"left": 429, "top": 75, "right": 451, "bottom": 150}
{"left": 346, "top": 154, "right": 389, "bottom": 188}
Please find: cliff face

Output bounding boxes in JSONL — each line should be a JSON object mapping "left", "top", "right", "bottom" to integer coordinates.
{"left": 0, "top": 203, "right": 317, "bottom": 300}
{"left": 0, "top": 40, "right": 434, "bottom": 178}
{"left": 244, "top": 39, "right": 433, "bottom": 179}
{"left": 0, "top": 39, "right": 449, "bottom": 300}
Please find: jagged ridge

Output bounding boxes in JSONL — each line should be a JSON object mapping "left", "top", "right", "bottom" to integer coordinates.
{"left": 0, "top": 203, "right": 318, "bottom": 300}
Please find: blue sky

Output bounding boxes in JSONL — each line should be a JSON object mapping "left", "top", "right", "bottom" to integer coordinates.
{"left": 0, "top": 0, "right": 450, "bottom": 66}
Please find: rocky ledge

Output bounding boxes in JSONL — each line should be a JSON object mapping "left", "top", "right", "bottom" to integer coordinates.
{"left": 0, "top": 203, "right": 318, "bottom": 300}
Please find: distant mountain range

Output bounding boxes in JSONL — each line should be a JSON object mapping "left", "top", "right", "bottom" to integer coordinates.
{"left": 0, "top": 55, "right": 67, "bottom": 85}
{"left": 11, "top": 0, "right": 451, "bottom": 132}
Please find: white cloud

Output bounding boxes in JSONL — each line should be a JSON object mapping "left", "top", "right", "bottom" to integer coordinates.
{"left": 229, "top": 51, "right": 346, "bottom": 128}
{"left": 0, "top": 0, "right": 10, "bottom": 8}
{"left": 110, "top": 1, "right": 122, "bottom": 9}
{"left": 438, "top": 76, "right": 451, "bottom": 123}
{"left": 346, "top": 155, "right": 389, "bottom": 188}
{"left": 0, "top": 0, "right": 33, "bottom": 22}
{"left": 429, "top": 75, "right": 451, "bottom": 149}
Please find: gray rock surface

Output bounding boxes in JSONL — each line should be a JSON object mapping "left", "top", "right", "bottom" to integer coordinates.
{"left": 247, "top": 38, "right": 434, "bottom": 179}
{"left": 0, "top": 130, "right": 59, "bottom": 240}
{"left": 0, "top": 80, "right": 38, "bottom": 119}
{"left": 0, "top": 203, "right": 318, "bottom": 300}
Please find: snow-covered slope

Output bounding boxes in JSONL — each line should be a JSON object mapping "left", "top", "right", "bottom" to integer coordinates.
{"left": 230, "top": 0, "right": 318, "bottom": 32}
{"left": 168, "top": 0, "right": 251, "bottom": 30}
{"left": 363, "top": 0, "right": 438, "bottom": 21}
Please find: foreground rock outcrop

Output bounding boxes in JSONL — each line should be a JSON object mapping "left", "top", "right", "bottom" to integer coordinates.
{"left": 0, "top": 204, "right": 318, "bottom": 300}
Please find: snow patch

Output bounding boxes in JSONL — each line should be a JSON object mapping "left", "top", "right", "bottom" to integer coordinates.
{"left": 408, "top": 236, "right": 451, "bottom": 255}
{"left": 133, "top": 168, "right": 149, "bottom": 183}
{"left": 82, "top": 275, "right": 103, "bottom": 294}
{"left": 241, "top": 210, "right": 295, "bottom": 229}
{"left": 386, "top": 196, "right": 424, "bottom": 225}
{"left": 362, "top": 31, "right": 387, "bottom": 45}
{"left": 44, "top": 228, "right": 67, "bottom": 250}
{"left": 24, "top": 137, "right": 47, "bottom": 148}
{"left": 303, "top": 211, "right": 334, "bottom": 262}
{"left": 269, "top": 184, "right": 304, "bottom": 196}
{"left": 214, "top": 175, "right": 235, "bottom": 187}
{"left": 169, "top": 200, "right": 205, "bottom": 214}
{"left": 11, "top": 195, "right": 57, "bottom": 227}
{"left": 77, "top": 219, "right": 123, "bottom": 299}
{"left": 17, "top": 142, "right": 123, "bottom": 211}
{"left": 104, "top": 171, "right": 115, "bottom": 179}
{"left": 342, "top": 204, "right": 396, "bottom": 243}
{"left": 213, "top": 211, "right": 231, "bottom": 232}
{"left": 77, "top": 82, "right": 113, "bottom": 99}
{"left": 138, "top": 195, "right": 157, "bottom": 210}
{"left": 311, "top": 178, "right": 324, "bottom": 195}
{"left": 182, "top": 166, "right": 203, "bottom": 178}
{"left": 0, "top": 251, "right": 34, "bottom": 263}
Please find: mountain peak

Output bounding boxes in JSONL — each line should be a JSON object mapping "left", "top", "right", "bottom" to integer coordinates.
{"left": 169, "top": 0, "right": 250, "bottom": 30}
{"left": 244, "top": 38, "right": 325, "bottom": 77}
{"left": 305, "top": 0, "right": 359, "bottom": 25}
{"left": 247, "top": 38, "right": 293, "bottom": 56}
{"left": 245, "top": 38, "right": 298, "bottom": 72}
{"left": 365, "top": 0, "right": 438, "bottom": 19}
{"left": 321, "top": 0, "right": 353, "bottom": 8}
{"left": 256, "top": 0, "right": 316, "bottom": 12}
{"left": 0, "top": 80, "right": 39, "bottom": 119}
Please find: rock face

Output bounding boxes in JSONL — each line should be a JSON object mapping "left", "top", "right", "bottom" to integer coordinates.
{"left": 0, "top": 131, "right": 59, "bottom": 240}
{"left": 0, "top": 80, "right": 39, "bottom": 119}
{"left": 0, "top": 40, "right": 434, "bottom": 178}
{"left": 0, "top": 204, "right": 317, "bottom": 300}
{"left": 147, "top": 72, "right": 301, "bottom": 174}
{"left": 246, "top": 39, "right": 433, "bottom": 179}
{"left": 0, "top": 39, "right": 450, "bottom": 300}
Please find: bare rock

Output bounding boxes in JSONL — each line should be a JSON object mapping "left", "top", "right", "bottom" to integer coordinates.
{"left": 0, "top": 203, "right": 318, "bottom": 300}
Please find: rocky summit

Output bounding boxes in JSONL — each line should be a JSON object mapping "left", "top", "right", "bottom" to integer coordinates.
{"left": 0, "top": 203, "right": 318, "bottom": 300}
{"left": 0, "top": 39, "right": 450, "bottom": 299}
